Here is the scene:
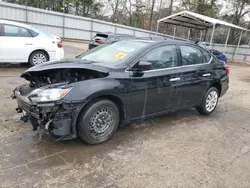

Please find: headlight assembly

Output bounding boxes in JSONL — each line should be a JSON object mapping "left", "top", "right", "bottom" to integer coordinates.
{"left": 28, "top": 87, "right": 72, "bottom": 102}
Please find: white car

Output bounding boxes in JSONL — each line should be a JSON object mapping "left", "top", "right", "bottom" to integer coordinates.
{"left": 0, "top": 19, "right": 64, "bottom": 66}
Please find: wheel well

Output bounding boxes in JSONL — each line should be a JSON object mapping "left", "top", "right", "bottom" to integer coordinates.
{"left": 29, "top": 49, "right": 50, "bottom": 61}
{"left": 211, "top": 82, "right": 222, "bottom": 96}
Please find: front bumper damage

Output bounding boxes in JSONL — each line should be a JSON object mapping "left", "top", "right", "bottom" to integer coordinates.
{"left": 12, "top": 86, "right": 82, "bottom": 141}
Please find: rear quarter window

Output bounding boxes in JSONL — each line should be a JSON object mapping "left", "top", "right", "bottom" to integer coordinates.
{"left": 201, "top": 49, "right": 211, "bottom": 62}
{"left": 29, "top": 29, "right": 39, "bottom": 37}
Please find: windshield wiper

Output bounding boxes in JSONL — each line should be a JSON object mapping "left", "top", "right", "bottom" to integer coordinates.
{"left": 81, "top": 59, "right": 103, "bottom": 64}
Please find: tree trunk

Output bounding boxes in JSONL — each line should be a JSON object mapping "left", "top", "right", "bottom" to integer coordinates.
{"left": 149, "top": 0, "right": 155, "bottom": 30}
{"left": 169, "top": 0, "right": 173, "bottom": 15}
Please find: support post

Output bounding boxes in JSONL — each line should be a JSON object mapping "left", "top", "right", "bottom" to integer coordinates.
{"left": 156, "top": 22, "right": 159, "bottom": 35}
{"left": 25, "top": 4, "right": 28, "bottom": 23}
{"left": 224, "top": 27, "right": 231, "bottom": 53}
{"left": 173, "top": 26, "right": 176, "bottom": 39}
{"left": 62, "top": 13, "right": 65, "bottom": 39}
{"left": 115, "top": 23, "right": 117, "bottom": 33}
{"left": 234, "top": 30, "right": 243, "bottom": 60}
{"left": 187, "top": 29, "right": 190, "bottom": 41}
{"left": 90, "top": 19, "right": 94, "bottom": 40}
{"left": 210, "top": 24, "right": 216, "bottom": 47}
{"left": 200, "top": 30, "right": 203, "bottom": 41}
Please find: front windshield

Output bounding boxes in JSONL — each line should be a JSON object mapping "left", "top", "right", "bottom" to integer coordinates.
{"left": 79, "top": 40, "right": 150, "bottom": 68}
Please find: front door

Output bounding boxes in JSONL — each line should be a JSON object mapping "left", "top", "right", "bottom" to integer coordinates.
{"left": 1, "top": 24, "right": 34, "bottom": 62}
{"left": 130, "top": 44, "right": 181, "bottom": 120}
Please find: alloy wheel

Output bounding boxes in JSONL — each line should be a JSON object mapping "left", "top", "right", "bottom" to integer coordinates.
{"left": 32, "top": 53, "right": 47, "bottom": 65}
{"left": 205, "top": 91, "right": 218, "bottom": 112}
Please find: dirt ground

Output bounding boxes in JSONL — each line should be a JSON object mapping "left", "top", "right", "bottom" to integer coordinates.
{"left": 0, "top": 45, "right": 250, "bottom": 188}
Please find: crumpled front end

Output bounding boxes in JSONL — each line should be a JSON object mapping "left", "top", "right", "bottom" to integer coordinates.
{"left": 12, "top": 62, "right": 109, "bottom": 140}
{"left": 12, "top": 84, "right": 81, "bottom": 140}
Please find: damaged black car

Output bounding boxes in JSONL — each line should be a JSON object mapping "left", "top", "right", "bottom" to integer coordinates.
{"left": 13, "top": 40, "right": 229, "bottom": 144}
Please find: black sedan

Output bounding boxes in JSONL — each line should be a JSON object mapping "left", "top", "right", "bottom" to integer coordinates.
{"left": 13, "top": 40, "right": 229, "bottom": 144}
{"left": 89, "top": 32, "right": 136, "bottom": 49}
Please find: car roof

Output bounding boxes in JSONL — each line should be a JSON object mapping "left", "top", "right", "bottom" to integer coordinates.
{"left": 96, "top": 32, "right": 134, "bottom": 37}
{"left": 131, "top": 38, "right": 195, "bottom": 45}
{"left": 0, "top": 19, "right": 31, "bottom": 29}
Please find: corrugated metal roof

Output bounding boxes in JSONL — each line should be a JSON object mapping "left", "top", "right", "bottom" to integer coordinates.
{"left": 157, "top": 11, "right": 248, "bottom": 31}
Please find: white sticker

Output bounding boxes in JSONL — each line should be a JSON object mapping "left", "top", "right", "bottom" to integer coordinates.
{"left": 117, "top": 47, "right": 135, "bottom": 53}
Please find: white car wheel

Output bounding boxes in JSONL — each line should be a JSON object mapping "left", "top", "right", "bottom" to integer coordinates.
{"left": 29, "top": 51, "right": 49, "bottom": 66}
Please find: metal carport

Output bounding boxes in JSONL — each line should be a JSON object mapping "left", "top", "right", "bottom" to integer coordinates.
{"left": 156, "top": 11, "right": 248, "bottom": 57}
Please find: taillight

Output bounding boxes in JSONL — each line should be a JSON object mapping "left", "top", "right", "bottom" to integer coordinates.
{"left": 224, "top": 65, "right": 230, "bottom": 74}
{"left": 95, "top": 40, "right": 104, "bottom": 44}
{"left": 57, "top": 41, "right": 63, "bottom": 48}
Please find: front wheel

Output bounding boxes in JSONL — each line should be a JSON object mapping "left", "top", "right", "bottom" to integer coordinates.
{"left": 77, "top": 100, "right": 119, "bottom": 145}
{"left": 196, "top": 87, "right": 219, "bottom": 115}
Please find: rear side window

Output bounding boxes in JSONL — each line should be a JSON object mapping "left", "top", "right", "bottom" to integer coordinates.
{"left": 180, "top": 45, "right": 204, "bottom": 66}
{"left": 3, "top": 24, "right": 30, "bottom": 37}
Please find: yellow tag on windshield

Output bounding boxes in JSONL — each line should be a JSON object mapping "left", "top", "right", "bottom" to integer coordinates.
{"left": 115, "top": 53, "right": 127, "bottom": 60}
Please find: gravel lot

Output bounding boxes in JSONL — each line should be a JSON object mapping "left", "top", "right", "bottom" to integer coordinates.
{"left": 0, "top": 43, "right": 250, "bottom": 188}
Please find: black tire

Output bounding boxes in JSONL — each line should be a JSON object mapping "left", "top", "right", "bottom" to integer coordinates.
{"left": 77, "top": 100, "right": 119, "bottom": 145}
{"left": 196, "top": 87, "right": 219, "bottom": 115}
{"left": 29, "top": 51, "right": 49, "bottom": 66}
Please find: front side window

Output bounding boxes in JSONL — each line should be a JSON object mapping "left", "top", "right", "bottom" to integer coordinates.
{"left": 180, "top": 45, "right": 204, "bottom": 65}
{"left": 3, "top": 25, "right": 30, "bottom": 37}
{"left": 141, "top": 45, "right": 177, "bottom": 70}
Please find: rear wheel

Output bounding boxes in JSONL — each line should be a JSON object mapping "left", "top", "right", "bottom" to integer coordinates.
{"left": 77, "top": 100, "right": 119, "bottom": 145}
{"left": 29, "top": 51, "right": 49, "bottom": 66}
{"left": 196, "top": 87, "right": 219, "bottom": 115}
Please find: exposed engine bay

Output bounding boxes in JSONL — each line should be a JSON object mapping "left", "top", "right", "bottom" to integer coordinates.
{"left": 21, "top": 68, "right": 108, "bottom": 88}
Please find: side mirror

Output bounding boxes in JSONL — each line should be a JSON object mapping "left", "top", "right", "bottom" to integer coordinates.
{"left": 128, "top": 61, "right": 152, "bottom": 72}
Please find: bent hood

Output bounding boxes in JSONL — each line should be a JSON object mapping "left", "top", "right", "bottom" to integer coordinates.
{"left": 21, "top": 59, "right": 109, "bottom": 78}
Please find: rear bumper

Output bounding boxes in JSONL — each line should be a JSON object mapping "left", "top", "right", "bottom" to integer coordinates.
{"left": 48, "top": 48, "right": 64, "bottom": 61}
{"left": 56, "top": 48, "right": 64, "bottom": 59}
{"left": 220, "top": 76, "right": 229, "bottom": 97}
{"left": 14, "top": 89, "right": 78, "bottom": 140}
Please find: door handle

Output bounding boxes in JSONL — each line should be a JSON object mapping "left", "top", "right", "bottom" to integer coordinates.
{"left": 25, "top": 43, "right": 33, "bottom": 45}
{"left": 169, "top": 77, "right": 180, "bottom": 82}
{"left": 203, "top": 73, "right": 211, "bottom": 77}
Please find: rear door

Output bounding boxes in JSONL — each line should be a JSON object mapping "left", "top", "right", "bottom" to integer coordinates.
{"left": 178, "top": 45, "right": 212, "bottom": 107}
{"left": 1, "top": 24, "right": 35, "bottom": 62}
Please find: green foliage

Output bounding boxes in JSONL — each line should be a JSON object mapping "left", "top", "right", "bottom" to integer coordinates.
{"left": 3, "top": 0, "right": 103, "bottom": 16}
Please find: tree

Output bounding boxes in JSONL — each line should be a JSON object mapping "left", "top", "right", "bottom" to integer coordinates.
{"left": 149, "top": 0, "right": 155, "bottom": 30}
{"left": 219, "top": 0, "right": 250, "bottom": 44}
